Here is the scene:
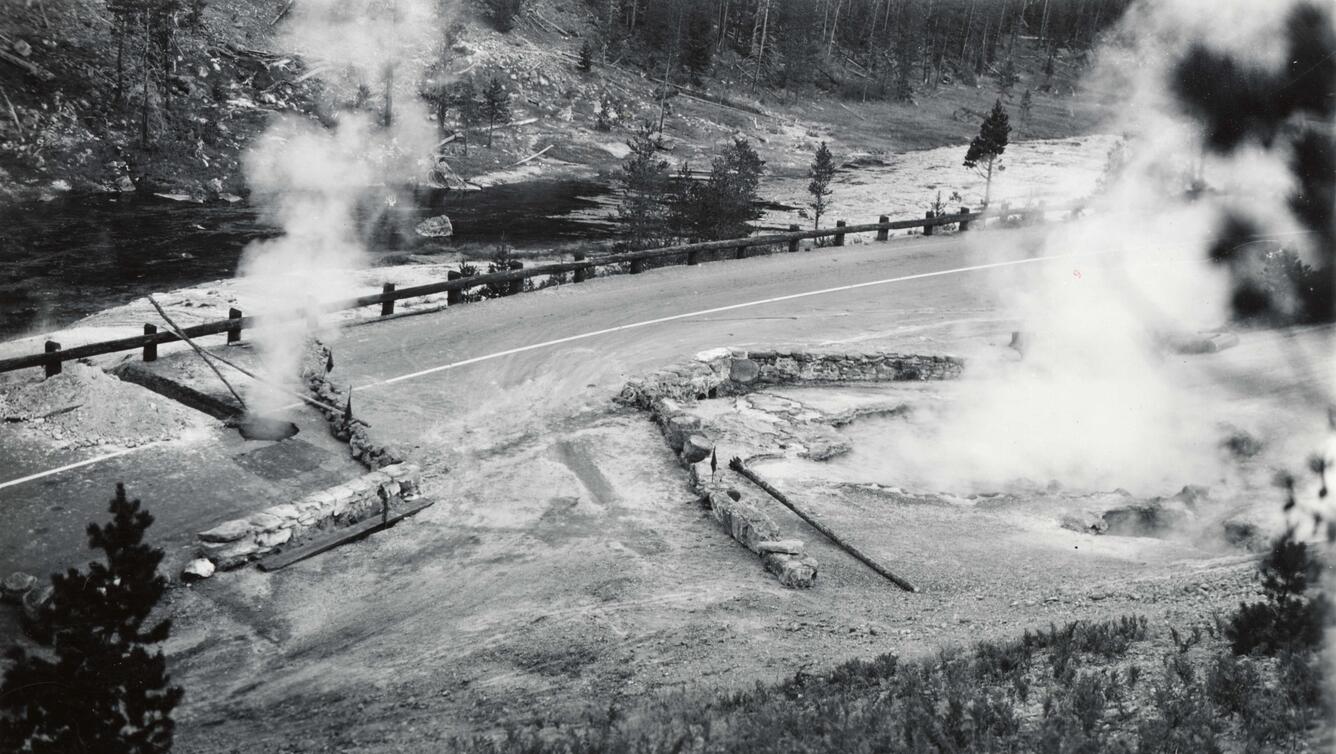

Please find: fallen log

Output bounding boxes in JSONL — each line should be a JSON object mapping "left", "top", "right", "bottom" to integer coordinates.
{"left": 729, "top": 457, "right": 918, "bottom": 592}
{"left": 0, "top": 49, "right": 54, "bottom": 81}
{"left": 506, "top": 144, "right": 553, "bottom": 168}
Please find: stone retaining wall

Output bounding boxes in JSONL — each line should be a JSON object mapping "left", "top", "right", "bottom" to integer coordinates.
{"left": 302, "top": 341, "right": 406, "bottom": 470}
{"left": 622, "top": 347, "right": 964, "bottom": 589}
{"left": 618, "top": 347, "right": 963, "bottom": 409}
{"left": 187, "top": 341, "right": 427, "bottom": 575}
{"left": 196, "top": 463, "right": 421, "bottom": 570}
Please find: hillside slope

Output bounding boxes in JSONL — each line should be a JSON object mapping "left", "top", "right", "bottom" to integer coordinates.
{"left": 0, "top": 0, "right": 1111, "bottom": 203}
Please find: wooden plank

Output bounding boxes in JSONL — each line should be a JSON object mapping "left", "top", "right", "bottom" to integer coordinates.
{"left": 257, "top": 498, "right": 435, "bottom": 571}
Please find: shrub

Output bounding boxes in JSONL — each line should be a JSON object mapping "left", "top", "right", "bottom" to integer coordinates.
{"left": 1226, "top": 531, "right": 1329, "bottom": 655}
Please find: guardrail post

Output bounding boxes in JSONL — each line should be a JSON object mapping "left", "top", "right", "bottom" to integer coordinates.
{"left": 44, "top": 341, "right": 61, "bottom": 377}
{"left": 507, "top": 261, "right": 524, "bottom": 295}
{"left": 687, "top": 248, "right": 699, "bottom": 265}
{"left": 923, "top": 211, "right": 935, "bottom": 236}
{"left": 227, "top": 308, "right": 242, "bottom": 343}
{"left": 735, "top": 244, "right": 747, "bottom": 260}
{"left": 447, "top": 270, "right": 463, "bottom": 304}
{"left": 573, "top": 253, "right": 588, "bottom": 282}
{"left": 834, "top": 220, "right": 846, "bottom": 246}
{"left": 381, "top": 283, "right": 396, "bottom": 316}
{"left": 143, "top": 325, "right": 158, "bottom": 362}
{"left": 958, "top": 207, "right": 972, "bottom": 231}
{"left": 876, "top": 216, "right": 889, "bottom": 242}
{"left": 788, "top": 224, "right": 800, "bottom": 252}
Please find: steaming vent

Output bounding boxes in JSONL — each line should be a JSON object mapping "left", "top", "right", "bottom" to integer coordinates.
{"left": 236, "top": 415, "right": 300, "bottom": 442}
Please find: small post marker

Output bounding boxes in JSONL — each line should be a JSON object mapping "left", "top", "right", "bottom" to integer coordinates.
{"left": 959, "top": 207, "right": 972, "bottom": 231}
{"left": 43, "top": 340, "right": 61, "bottom": 377}
{"left": 834, "top": 220, "right": 846, "bottom": 246}
{"left": 143, "top": 324, "right": 158, "bottom": 362}
{"left": 630, "top": 258, "right": 645, "bottom": 274}
{"left": 788, "top": 224, "right": 800, "bottom": 252}
{"left": 687, "top": 249, "right": 699, "bottom": 265}
{"left": 573, "top": 253, "right": 588, "bottom": 282}
{"left": 735, "top": 245, "right": 748, "bottom": 260}
{"left": 924, "top": 211, "right": 935, "bottom": 236}
{"left": 876, "top": 215, "right": 889, "bottom": 241}
{"left": 381, "top": 283, "right": 396, "bottom": 316}
{"left": 227, "top": 307, "right": 242, "bottom": 344}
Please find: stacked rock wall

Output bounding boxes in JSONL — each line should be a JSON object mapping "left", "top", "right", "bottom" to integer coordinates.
{"left": 197, "top": 463, "right": 421, "bottom": 569}
{"left": 619, "top": 348, "right": 963, "bottom": 409}
{"left": 622, "top": 347, "right": 964, "bottom": 589}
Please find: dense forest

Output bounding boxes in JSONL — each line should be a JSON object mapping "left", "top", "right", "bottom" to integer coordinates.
{"left": 580, "top": 0, "right": 1134, "bottom": 99}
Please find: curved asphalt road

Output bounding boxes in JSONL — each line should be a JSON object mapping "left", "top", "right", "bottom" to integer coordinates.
{"left": 0, "top": 228, "right": 1048, "bottom": 583}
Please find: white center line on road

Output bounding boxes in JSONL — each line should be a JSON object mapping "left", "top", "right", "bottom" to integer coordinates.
{"left": 355, "top": 250, "right": 1077, "bottom": 391}
{"left": 0, "top": 445, "right": 157, "bottom": 492}
{"left": 0, "top": 248, "right": 1087, "bottom": 491}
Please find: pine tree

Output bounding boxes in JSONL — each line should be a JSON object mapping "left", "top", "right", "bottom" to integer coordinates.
{"left": 672, "top": 138, "right": 765, "bottom": 241}
{"left": 996, "top": 57, "right": 1020, "bottom": 97}
{"left": 617, "top": 122, "right": 672, "bottom": 249}
{"left": 577, "top": 40, "right": 594, "bottom": 73}
{"left": 0, "top": 484, "right": 183, "bottom": 754}
{"left": 807, "top": 141, "right": 836, "bottom": 230}
{"left": 481, "top": 76, "right": 511, "bottom": 148}
{"left": 963, "top": 99, "right": 1010, "bottom": 207}
{"left": 450, "top": 79, "right": 479, "bottom": 154}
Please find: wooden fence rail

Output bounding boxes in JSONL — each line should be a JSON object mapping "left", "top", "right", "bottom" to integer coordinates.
{"left": 0, "top": 202, "right": 1068, "bottom": 376}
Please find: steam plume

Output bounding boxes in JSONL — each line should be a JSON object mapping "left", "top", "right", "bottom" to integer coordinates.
{"left": 237, "top": 0, "right": 443, "bottom": 414}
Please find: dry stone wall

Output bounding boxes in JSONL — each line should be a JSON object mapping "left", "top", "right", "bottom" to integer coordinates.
{"left": 619, "top": 347, "right": 963, "bottom": 409}
{"left": 196, "top": 463, "right": 422, "bottom": 569}
{"left": 186, "top": 340, "right": 428, "bottom": 575}
{"left": 622, "top": 347, "right": 964, "bottom": 589}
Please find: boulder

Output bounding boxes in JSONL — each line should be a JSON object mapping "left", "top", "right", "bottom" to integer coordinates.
{"left": 1, "top": 571, "right": 37, "bottom": 604}
{"left": 662, "top": 414, "right": 702, "bottom": 450}
{"left": 256, "top": 528, "right": 293, "bottom": 549}
{"left": 415, "top": 214, "right": 454, "bottom": 238}
{"left": 1059, "top": 511, "right": 1108, "bottom": 535}
{"left": 182, "top": 558, "right": 216, "bottom": 581}
{"left": 199, "top": 519, "right": 252, "bottom": 543}
{"left": 765, "top": 553, "right": 819, "bottom": 588}
{"left": 247, "top": 512, "right": 285, "bottom": 532}
{"left": 682, "top": 434, "right": 713, "bottom": 464}
{"left": 213, "top": 541, "right": 260, "bottom": 570}
{"left": 756, "top": 539, "right": 805, "bottom": 555}
{"left": 729, "top": 358, "right": 761, "bottom": 384}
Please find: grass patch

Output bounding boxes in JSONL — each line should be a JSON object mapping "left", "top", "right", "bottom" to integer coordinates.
{"left": 457, "top": 612, "right": 1328, "bottom": 753}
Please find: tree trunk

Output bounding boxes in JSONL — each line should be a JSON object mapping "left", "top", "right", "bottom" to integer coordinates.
{"left": 140, "top": 14, "right": 150, "bottom": 148}
{"left": 984, "top": 156, "right": 994, "bottom": 206}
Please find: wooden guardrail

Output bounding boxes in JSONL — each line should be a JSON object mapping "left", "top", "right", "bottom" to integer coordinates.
{"left": 0, "top": 202, "right": 1065, "bottom": 376}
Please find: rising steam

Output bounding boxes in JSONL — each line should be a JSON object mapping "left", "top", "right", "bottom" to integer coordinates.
{"left": 237, "top": 0, "right": 443, "bottom": 414}
{"left": 879, "top": 0, "right": 1331, "bottom": 498}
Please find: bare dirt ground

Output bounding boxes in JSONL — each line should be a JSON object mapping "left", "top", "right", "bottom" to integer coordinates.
{"left": 4, "top": 227, "right": 1329, "bottom": 752}
{"left": 163, "top": 331, "right": 1329, "bottom": 752}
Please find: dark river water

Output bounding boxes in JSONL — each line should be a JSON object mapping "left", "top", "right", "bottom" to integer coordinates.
{"left": 0, "top": 179, "right": 617, "bottom": 339}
